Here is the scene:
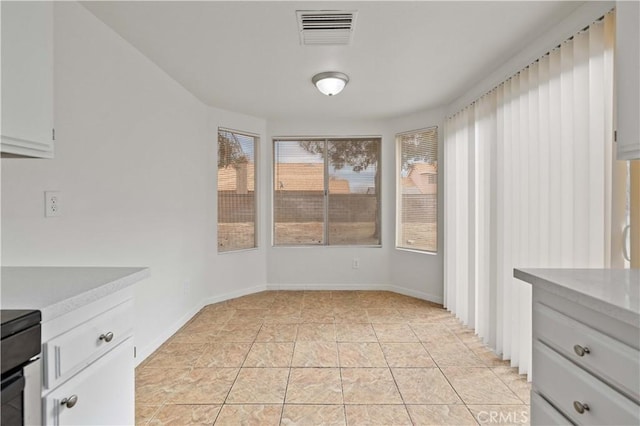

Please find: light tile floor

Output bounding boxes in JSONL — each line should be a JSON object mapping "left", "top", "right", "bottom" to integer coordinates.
{"left": 136, "top": 291, "right": 530, "bottom": 425}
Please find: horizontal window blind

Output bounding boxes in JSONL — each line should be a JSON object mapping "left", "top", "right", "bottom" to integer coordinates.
{"left": 396, "top": 127, "right": 438, "bottom": 252}
{"left": 218, "top": 129, "right": 258, "bottom": 252}
{"left": 274, "top": 138, "right": 381, "bottom": 246}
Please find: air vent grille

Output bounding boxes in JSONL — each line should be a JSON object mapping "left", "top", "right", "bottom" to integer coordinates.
{"left": 297, "top": 10, "right": 357, "bottom": 45}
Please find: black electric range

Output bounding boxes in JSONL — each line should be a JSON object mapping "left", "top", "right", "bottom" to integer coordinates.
{"left": 1, "top": 309, "right": 42, "bottom": 425}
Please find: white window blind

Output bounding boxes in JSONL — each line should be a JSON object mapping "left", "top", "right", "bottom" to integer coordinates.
{"left": 273, "top": 138, "right": 381, "bottom": 246}
{"left": 396, "top": 127, "right": 438, "bottom": 252}
{"left": 444, "top": 11, "right": 615, "bottom": 378}
{"left": 217, "top": 129, "right": 258, "bottom": 252}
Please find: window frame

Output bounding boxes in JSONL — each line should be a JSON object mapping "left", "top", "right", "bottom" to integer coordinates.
{"left": 217, "top": 127, "right": 259, "bottom": 254}
{"left": 395, "top": 126, "right": 438, "bottom": 254}
{"left": 272, "top": 136, "right": 382, "bottom": 248}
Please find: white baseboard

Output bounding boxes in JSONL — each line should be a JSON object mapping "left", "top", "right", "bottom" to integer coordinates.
{"left": 135, "top": 283, "right": 441, "bottom": 365}
{"left": 135, "top": 284, "right": 267, "bottom": 366}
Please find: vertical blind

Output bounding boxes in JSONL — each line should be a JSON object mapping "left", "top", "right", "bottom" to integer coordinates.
{"left": 444, "top": 11, "right": 615, "bottom": 378}
{"left": 396, "top": 127, "right": 439, "bottom": 252}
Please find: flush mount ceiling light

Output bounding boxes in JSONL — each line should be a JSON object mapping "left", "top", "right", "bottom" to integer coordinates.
{"left": 312, "top": 72, "right": 349, "bottom": 96}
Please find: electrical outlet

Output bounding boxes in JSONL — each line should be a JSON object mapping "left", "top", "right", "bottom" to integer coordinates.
{"left": 45, "top": 191, "right": 61, "bottom": 217}
{"left": 352, "top": 258, "right": 360, "bottom": 269}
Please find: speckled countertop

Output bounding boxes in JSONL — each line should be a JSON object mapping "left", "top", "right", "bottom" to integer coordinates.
{"left": 1, "top": 267, "right": 149, "bottom": 322}
{"left": 514, "top": 268, "right": 640, "bottom": 327}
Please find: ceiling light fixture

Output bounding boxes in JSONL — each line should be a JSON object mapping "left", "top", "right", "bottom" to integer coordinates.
{"left": 312, "top": 72, "right": 349, "bottom": 96}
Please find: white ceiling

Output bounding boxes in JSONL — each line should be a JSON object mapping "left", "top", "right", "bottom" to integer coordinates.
{"left": 82, "top": 1, "right": 583, "bottom": 121}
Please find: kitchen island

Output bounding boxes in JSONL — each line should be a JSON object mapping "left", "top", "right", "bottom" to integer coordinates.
{"left": 515, "top": 268, "right": 639, "bottom": 426}
{"left": 1, "top": 266, "right": 149, "bottom": 425}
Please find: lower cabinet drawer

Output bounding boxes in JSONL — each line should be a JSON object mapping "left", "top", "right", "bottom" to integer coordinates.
{"left": 533, "top": 301, "right": 640, "bottom": 401}
{"left": 530, "top": 391, "right": 572, "bottom": 426}
{"left": 533, "top": 340, "right": 640, "bottom": 425}
{"left": 43, "top": 299, "right": 133, "bottom": 389}
{"left": 43, "top": 338, "right": 134, "bottom": 426}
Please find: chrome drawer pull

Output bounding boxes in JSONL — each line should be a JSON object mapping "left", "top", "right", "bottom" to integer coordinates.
{"left": 60, "top": 395, "right": 78, "bottom": 408}
{"left": 99, "top": 331, "right": 114, "bottom": 342}
{"left": 573, "top": 401, "right": 589, "bottom": 414}
{"left": 573, "top": 344, "right": 590, "bottom": 357}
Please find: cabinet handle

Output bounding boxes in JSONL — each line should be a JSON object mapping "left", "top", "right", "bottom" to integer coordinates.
{"left": 60, "top": 395, "right": 78, "bottom": 409}
{"left": 99, "top": 331, "right": 114, "bottom": 342}
{"left": 573, "top": 344, "right": 590, "bottom": 357}
{"left": 573, "top": 401, "right": 589, "bottom": 414}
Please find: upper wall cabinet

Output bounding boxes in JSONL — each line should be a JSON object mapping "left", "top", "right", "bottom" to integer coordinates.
{"left": 616, "top": 1, "right": 640, "bottom": 160}
{"left": 1, "top": 1, "right": 54, "bottom": 158}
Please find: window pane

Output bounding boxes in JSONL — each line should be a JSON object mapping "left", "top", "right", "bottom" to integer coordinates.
{"left": 397, "top": 127, "right": 438, "bottom": 252}
{"left": 274, "top": 140, "right": 325, "bottom": 245}
{"left": 327, "top": 138, "right": 381, "bottom": 245}
{"left": 218, "top": 129, "right": 257, "bottom": 252}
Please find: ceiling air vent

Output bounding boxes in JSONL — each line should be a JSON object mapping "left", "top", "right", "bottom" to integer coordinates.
{"left": 296, "top": 10, "right": 357, "bottom": 46}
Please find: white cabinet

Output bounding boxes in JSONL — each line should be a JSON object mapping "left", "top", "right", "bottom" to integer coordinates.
{"left": 42, "top": 338, "right": 134, "bottom": 426}
{"left": 529, "top": 284, "right": 640, "bottom": 425}
{"left": 40, "top": 288, "right": 135, "bottom": 426}
{"left": 1, "top": 0, "right": 54, "bottom": 158}
{"left": 616, "top": 1, "right": 640, "bottom": 160}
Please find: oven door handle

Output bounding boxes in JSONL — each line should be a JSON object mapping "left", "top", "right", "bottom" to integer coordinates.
{"left": 1, "top": 372, "right": 25, "bottom": 404}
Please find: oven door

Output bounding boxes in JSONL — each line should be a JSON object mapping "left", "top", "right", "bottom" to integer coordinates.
{"left": 1, "top": 369, "right": 25, "bottom": 425}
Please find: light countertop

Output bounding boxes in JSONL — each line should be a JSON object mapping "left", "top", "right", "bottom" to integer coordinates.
{"left": 1, "top": 266, "right": 149, "bottom": 322}
{"left": 514, "top": 268, "right": 639, "bottom": 327}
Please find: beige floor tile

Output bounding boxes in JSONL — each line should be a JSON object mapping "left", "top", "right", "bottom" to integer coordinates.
{"left": 406, "top": 405, "right": 477, "bottom": 426}
{"left": 392, "top": 368, "right": 462, "bottom": 404}
{"left": 144, "top": 343, "right": 207, "bottom": 368}
{"left": 196, "top": 308, "right": 235, "bottom": 324}
{"left": 227, "top": 309, "right": 268, "bottom": 324}
{"left": 136, "top": 405, "right": 160, "bottom": 425}
{"left": 286, "top": 368, "right": 343, "bottom": 404}
{"left": 372, "top": 323, "right": 419, "bottom": 342}
{"left": 243, "top": 343, "right": 294, "bottom": 367}
{"left": 281, "top": 405, "right": 346, "bottom": 426}
{"left": 491, "top": 367, "right": 531, "bottom": 404}
{"left": 474, "top": 347, "right": 512, "bottom": 367}
{"left": 341, "top": 368, "right": 403, "bottom": 404}
{"left": 426, "top": 342, "right": 485, "bottom": 367}
{"left": 170, "top": 368, "right": 238, "bottom": 404}
{"left": 335, "top": 323, "right": 377, "bottom": 342}
{"left": 345, "top": 405, "right": 412, "bottom": 425}
{"left": 300, "top": 308, "right": 335, "bottom": 323}
{"left": 467, "top": 405, "right": 530, "bottom": 425}
{"left": 226, "top": 368, "right": 289, "bottom": 403}
{"left": 216, "top": 323, "right": 261, "bottom": 342}
{"left": 442, "top": 367, "right": 522, "bottom": 405}
{"left": 409, "top": 323, "right": 461, "bottom": 344}
{"left": 215, "top": 405, "right": 282, "bottom": 425}
{"left": 296, "top": 323, "right": 336, "bottom": 341}
{"left": 148, "top": 404, "right": 221, "bottom": 425}
{"left": 333, "top": 309, "right": 370, "bottom": 323}
{"left": 227, "top": 293, "right": 275, "bottom": 309}
{"left": 292, "top": 342, "right": 339, "bottom": 367}
{"left": 380, "top": 343, "right": 436, "bottom": 367}
{"left": 366, "top": 308, "right": 405, "bottom": 323}
{"left": 338, "top": 342, "right": 387, "bottom": 367}
{"left": 255, "top": 324, "right": 298, "bottom": 342}
{"left": 195, "top": 343, "right": 251, "bottom": 367}
{"left": 135, "top": 368, "right": 191, "bottom": 405}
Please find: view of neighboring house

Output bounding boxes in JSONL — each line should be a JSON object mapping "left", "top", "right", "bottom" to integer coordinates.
{"left": 275, "top": 163, "right": 351, "bottom": 194}
{"left": 401, "top": 162, "right": 437, "bottom": 195}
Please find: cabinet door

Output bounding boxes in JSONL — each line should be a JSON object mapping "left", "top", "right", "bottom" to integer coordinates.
{"left": 43, "top": 338, "right": 134, "bottom": 426}
{"left": 616, "top": 1, "right": 640, "bottom": 160}
{"left": 1, "top": 0, "right": 54, "bottom": 158}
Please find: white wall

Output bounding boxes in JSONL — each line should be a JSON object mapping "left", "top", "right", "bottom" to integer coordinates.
{"left": 266, "top": 118, "right": 394, "bottom": 289}
{"left": 0, "top": 2, "right": 264, "bottom": 363}
{"left": 387, "top": 107, "right": 446, "bottom": 303}
{"left": 206, "top": 107, "right": 268, "bottom": 301}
